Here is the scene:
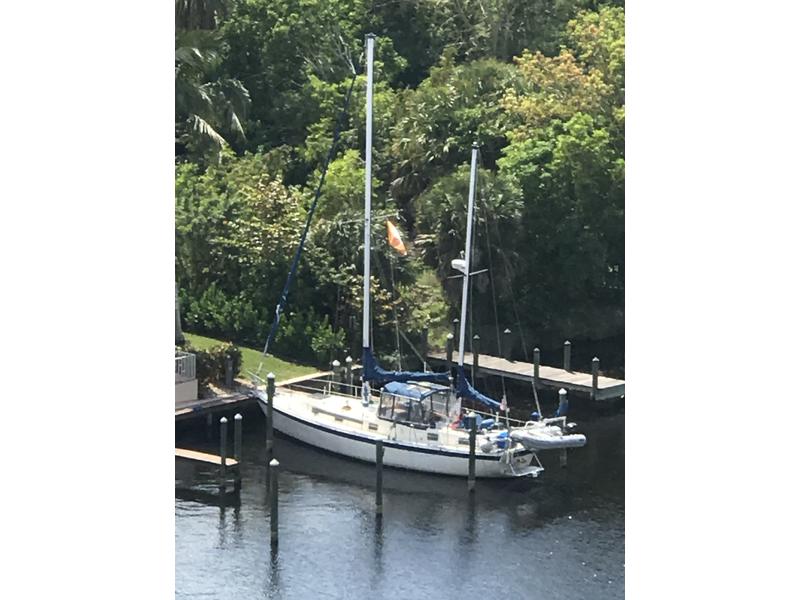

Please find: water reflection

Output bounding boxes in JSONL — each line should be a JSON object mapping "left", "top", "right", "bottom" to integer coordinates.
{"left": 176, "top": 409, "right": 624, "bottom": 600}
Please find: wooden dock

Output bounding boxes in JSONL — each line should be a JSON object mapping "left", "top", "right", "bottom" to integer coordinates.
{"left": 426, "top": 351, "right": 624, "bottom": 401}
{"left": 175, "top": 370, "right": 338, "bottom": 421}
{"left": 175, "top": 391, "right": 253, "bottom": 421}
{"left": 175, "top": 448, "right": 239, "bottom": 467}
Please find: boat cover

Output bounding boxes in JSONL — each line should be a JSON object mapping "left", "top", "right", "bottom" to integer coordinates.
{"left": 362, "top": 348, "right": 450, "bottom": 386}
{"left": 455, "top": 365, "right": 502, "bottom": 410}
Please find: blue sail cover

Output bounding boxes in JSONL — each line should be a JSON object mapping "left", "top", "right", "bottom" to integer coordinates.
{"left": 362, "top": 348, "right": 450, "bottom": 386}
{"left": 455, "top": 365, "right": 502, "bottom": 410}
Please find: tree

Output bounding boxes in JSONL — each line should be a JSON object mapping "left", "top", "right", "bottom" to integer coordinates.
{"left": 175, "top": 30, "right": 251, "bottom": 161}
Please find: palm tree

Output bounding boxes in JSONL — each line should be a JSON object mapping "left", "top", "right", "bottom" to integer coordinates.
{"left": 175, "top": 1, "right": 250, "bottom": 160}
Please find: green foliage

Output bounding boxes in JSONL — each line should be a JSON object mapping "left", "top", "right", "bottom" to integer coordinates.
{"left": 175, "top": 2, "right": 626, "bottom": 360}
{"left": 175, "top": 25, "right": 251, "bottom": 163}
{"left": 179, "top": 341, "right": 242, "bottom": 388}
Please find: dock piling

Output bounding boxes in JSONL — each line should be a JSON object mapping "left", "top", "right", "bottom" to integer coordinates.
{"left": 421, "top": 326, "right": 429, "bottom": 367}
{"left": 266, "top": 372, "right": 275, "bottom": 459}
{"left": 503, "top": 328, "right": 512, "bottom": 360}
{"left": 375, "top": 440, "right": 384, "bottom": 516}
{"left": 445, "top": 333, "right": 454, "bottom": 382}
{"left": 468, "top": 413, "right": 477, "bottom": 492}
{"left": 269, "top": 458, "right": 279, "bottom": 545}
{"left": 331, "top": 359, "right": 341, "bottom": 393}
{"left": 472, "top": 334, "right": 480, "bottom": 382}
{"left": 591, "top": 357, "right": 600, "bottom": 401}
{"left": 345, "top": 355, "right": 353, "bottom": 395}
{"left": 234, "top": 413, "right": 242, "bottom": 492}
{"left": 563, "top": 340, "right": 572, "bottom": 372}
{"left": 219, "top": 416, "right": 228, "bottom": 493}
{"left": 558, "top": 388, "right": 568, "bottom": 422}
{"left": 225, "top": 355, "right": 234, "bottom": 387}
{"left": 533, "top": 347, "right": 540, "bottom": 384}
{"left": 452, "top": 318, "right": 460, "bottom": 347}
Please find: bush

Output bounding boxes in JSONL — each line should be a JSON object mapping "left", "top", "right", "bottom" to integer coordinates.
{"left": 178, "top": 342, "right": 242, "bottom": 390}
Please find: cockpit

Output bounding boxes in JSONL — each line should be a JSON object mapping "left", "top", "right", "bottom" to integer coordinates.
{"left": 377, "top": 381, "right": 460, "bottom": 428}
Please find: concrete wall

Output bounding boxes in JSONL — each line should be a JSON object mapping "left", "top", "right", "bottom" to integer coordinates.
{"left": 175, "top": 379, "right": 198, "bottom": 403}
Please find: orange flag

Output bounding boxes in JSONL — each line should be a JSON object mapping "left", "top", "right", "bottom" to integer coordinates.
{"left": 386, "top": 220, "right": 407, "bottom": 256}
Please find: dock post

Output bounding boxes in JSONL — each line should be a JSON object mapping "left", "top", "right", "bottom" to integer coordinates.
{"left": 225, "top": 355, "right": 234, "bottom": 387}
{"left": 234, "top": 413, "right": 242, "bottom": 493}
{"left": 558, "top": 388, "right": 568, "bottom": 422}
{"left": 472, "top": 334, "right": 480, "bottom": 382}
{"left": 533, "top": 347, "right": 540, "bottom": 384}
{"left": 468, "top": 413, "right": 477, "bottom": 492}
{"left": 452, "top": 318, "right": 459, "bottom": 347}
{"left": 591, "top": 357, "right": 600, "bottom": 401}
{"left": 558, "top": 389, "right": 568, "bottom": 469}
{"left": 345, "top": 355, "right": 353, "bottom": 395}
{"left": 375, "top": 440, "right": 384, "bottom": 516}
{"left": 563, "top": 340, "right": 572, "bottom": 372}
{"left": 269, "top": 458, "right": 279, "bottom": 545}
{"left": 331, "top": 359, "right": 341, "bottom": 394}
{"left": 503, "top": 328, "right": 512, "bottom": 360}
{"left": 421, "top": 326, "right": 429, "bottom": 368}
{"left": 266, "top": 372, "right": 275, "bottom": 459}
{"left": 219, "top": 416, "right": 228, "bottom": 493}
{"left": 445, "top": 333, "right": 454, "bottom": 382}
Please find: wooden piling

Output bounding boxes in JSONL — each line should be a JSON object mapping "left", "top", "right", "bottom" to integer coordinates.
{"left": 234, "top": 413, "right": 242, "bottom": 492}
{"left": 452, "top": 318, "right": 460, "bottom": 346}
{"left": 266, "top": 372, "right": 275, "bottom": 458}
{"left": 591, "top": 357, "right": 600, "bottom": 401}
{"left": 563, "top": 340, "right": 572, "bottom": 372}
{"left": 269, "top": 458, "right": 279, "bottom": 545}
{"left": 468, "top": 413, "right": 476, "bottom": 492}
{"left": 421, "top": 326, "right": 429, "bottom": 366}
{"left": 472, "top": 334, "right": 480, "bottom": 382}
{"left": 345, "top": 355, "right": 353, "bottom": 395}
{"left": 225, "top": 355, "right": 234, "bottom": 387}
{"left": 219, "top": 416, "right": 228, "bottom": 493}
{"left": 503, "top": 328, "right": 512, "bottom": 360}
{"left": 331, "top": 359, "right": 341, "bottom": 393}
{"left": 375, "top": 440, "right": 384, "bottom": 516}
{"left": 445, "top": 333, "right": 454, "bottom": 382}
{"left": 533, "top": 347, "right": 540, "bottom": 384}
{"left": 558, "top": 388, "right": 568, "bottom": 420}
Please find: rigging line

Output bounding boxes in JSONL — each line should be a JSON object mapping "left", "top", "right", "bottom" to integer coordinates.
{"left": 372, "top": 244, "right": 403, "bottom": 370}
{"left": 476, "top": 154, "right": 507, "bottom": 404}
{"left": 389, "top": 253, "right": 403, "bottom": 370}
{"left": 397, "top": 329, "right": 427, "bottom": 369}
{"left": 482, "top": 182, "right": 543, "bottom": 417}
{"left": 259, "top": 71, "right": 358, "bottom": 364}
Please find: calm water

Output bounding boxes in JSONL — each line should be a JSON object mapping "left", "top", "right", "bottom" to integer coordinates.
{"left": 175, "top": 403, "right": 624, "bottom": 599}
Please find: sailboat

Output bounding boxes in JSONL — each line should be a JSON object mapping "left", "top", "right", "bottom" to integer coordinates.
{"left": 252, "top": 35, "right": 577, "bottom": 478}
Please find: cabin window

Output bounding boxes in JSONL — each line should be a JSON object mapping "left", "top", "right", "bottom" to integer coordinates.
{"left": 378, "top": 391, "right": 395, "bottom": 420}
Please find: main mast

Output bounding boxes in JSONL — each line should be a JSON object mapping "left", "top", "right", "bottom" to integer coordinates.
{"left": 362, "top": 34, "right": 375, "bottom": 405}
{"left": 458, "top": 143, "right": 479, "bottom": 366}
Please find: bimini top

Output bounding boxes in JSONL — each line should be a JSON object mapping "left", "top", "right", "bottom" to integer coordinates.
{"left": 382, "top": 380, "right": 448, "bottom": 401}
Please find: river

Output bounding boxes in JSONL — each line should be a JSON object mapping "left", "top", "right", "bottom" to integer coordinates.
{"left": 176, "top": 402, "right": 624, "bottom": 599}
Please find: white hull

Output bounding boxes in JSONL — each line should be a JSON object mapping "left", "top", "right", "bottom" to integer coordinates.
{"left": 256, "top": 388, "right": 541, "bottom": 478}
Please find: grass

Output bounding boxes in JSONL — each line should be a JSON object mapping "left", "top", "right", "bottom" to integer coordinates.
{"left": 183, "top": 332, "right": 317, "bottom": 381}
